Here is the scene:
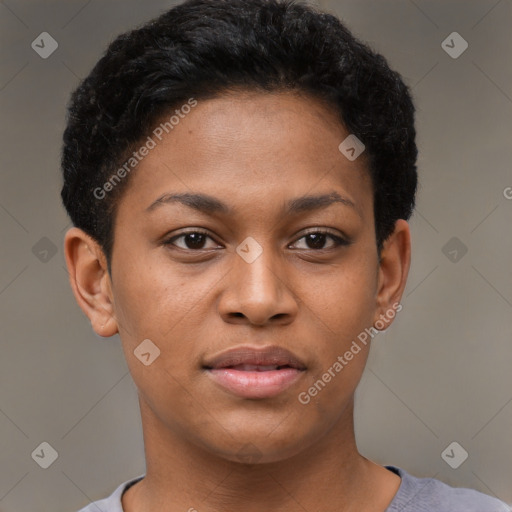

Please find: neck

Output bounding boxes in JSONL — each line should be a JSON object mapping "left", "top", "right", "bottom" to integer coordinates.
{"left": 123, "top": 396, "right": 399, "bottom": 512}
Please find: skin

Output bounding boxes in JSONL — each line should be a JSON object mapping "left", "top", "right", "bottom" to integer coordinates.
{"left": 64, "top": 90, "right": 411, "bottom": 511}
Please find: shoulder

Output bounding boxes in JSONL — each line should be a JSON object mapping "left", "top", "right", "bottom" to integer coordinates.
{"left": 386, "top": 466, "right": 511, "bottom": 512}
{"left": 74, "top": 475, "right": 145, "bottom": 512}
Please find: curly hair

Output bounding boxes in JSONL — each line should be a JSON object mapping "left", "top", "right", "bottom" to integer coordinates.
{"left": 61, "top": 0, "right": 418, "bottom": 270}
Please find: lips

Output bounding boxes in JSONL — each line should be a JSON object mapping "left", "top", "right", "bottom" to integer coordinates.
{"left": 203, "top": 345, "right": 306, "bottom": 399}
{"left": 203, "top": 345, "right": 306, "bottom": 370}
{"left": 228, "top": 364, "right": 290, "bottom": 371}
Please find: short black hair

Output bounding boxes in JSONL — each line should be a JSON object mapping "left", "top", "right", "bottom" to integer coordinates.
{"left": 61, "top": 0, "right": 418, "bottom": 270}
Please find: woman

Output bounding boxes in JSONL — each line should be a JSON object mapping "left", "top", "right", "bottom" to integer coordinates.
{"left": 61, "top": 1, "right": 510, "bottom": 510}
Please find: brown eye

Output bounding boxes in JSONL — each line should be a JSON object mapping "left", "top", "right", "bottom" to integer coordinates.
{"left": 305, "top": 233, "right": 328, "bottom": 249}
{"left": 163, "top": 230, "right": 220, "bottom": 250}
{"left": 290, "top": 231, "right": 349, "bottom": 250}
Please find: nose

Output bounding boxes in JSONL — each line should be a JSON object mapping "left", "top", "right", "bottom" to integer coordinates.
{"left": 218, "top": 242, "right": 298, "bottom": 327}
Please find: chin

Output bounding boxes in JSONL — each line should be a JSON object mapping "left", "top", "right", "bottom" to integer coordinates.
{"left": 198, "top": 423, "right": 315, "bottom": 465}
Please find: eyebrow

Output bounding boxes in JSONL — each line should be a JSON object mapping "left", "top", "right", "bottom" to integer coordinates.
{"left": 146, "top": 191, "right": 358, "bottom": 217}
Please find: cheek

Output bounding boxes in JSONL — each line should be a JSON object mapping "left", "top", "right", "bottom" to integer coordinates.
{"left": 112, "top": 264, "right": 199, "bottom": 412}
{"left": 306, "top": 256, "right": 377, "bottom": 335}
{"left": 296, "top": 253, "right": 377, "bottom": 403}
{"left": 111, "top": 254, "right": 221, "bottom": 400}
{"left": 112, "top": 253, "right": 203, "bottom": 339}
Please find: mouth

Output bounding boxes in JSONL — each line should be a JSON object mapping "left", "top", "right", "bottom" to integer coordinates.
{"left": 202, "top": 346, "right": 306, "bottom": 399}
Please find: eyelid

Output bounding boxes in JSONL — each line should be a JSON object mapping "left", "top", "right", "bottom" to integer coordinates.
{"left": 162, "top": 227, "right": 351, "bottom": 251}
{"left": 295, "top": 227, "right": 350, "bottom": 240}
{"left": 164, "top": 228, "right": 220, "bottom": 247}
{"left": 289, "top": 228, "right": 351, "bottom": 249}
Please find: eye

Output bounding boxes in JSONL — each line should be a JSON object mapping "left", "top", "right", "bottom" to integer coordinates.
{"left": 163, "top": 230, "right": 221, "bottom": 251}
{"left": 163, "top": 228, "right": 350, "bottom": 252}
{"left": 290, "top": 230, "right": 350, "bottom": 250}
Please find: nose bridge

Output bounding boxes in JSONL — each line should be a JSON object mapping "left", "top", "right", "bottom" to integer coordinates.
{"left": 238, "top": 234, "right": 282, "bottom": 296}
{"left": 219, "top": 235, "right": 297, "bottom": 325}
{"left": 239, "top": 240, "right": 280, "bottom": 296}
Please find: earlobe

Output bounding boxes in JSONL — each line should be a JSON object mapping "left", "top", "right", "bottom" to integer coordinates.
{"left": 373, "top": 219, "right": 411, "bottom": 329}
{"left": 63, "top": 227, "right": 118, "bottom": 338}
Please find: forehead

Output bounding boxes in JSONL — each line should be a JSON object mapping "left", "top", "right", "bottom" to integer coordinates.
{"left": 117, "top": 90, "right": 372, "bottom": 217}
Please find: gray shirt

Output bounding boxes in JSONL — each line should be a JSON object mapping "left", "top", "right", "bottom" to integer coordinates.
{"left": 76, "top": 465, "right": 511, "bottom": 511}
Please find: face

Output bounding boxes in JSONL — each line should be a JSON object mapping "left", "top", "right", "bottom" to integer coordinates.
{"left": 66, "top": 90, "right": 410, "bottom": 464}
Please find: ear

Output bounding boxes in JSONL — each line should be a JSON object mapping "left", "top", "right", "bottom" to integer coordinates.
{"left": 63, "top": 227, "right": 118, "bottom": 338}
{"left": 372, "top": 219, "right": 411, "bottom": 329}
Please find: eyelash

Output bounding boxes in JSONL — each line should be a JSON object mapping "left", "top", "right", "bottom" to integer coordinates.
{"left": 162, "top": 229, "right": 351, "bottom": 252}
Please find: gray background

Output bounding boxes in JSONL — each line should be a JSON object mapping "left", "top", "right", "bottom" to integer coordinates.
{"left": 0, "top": 0, "right": 511, "bottom": 510}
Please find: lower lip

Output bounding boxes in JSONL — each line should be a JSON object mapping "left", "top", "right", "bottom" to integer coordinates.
{"left": 205, "top": 368, "right": 304, "bottom": 399}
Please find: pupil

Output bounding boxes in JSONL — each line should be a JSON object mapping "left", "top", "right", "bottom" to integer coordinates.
{"left": 186, "top": 233, "right": 205, "bottom": 249}
{"left": 183, "top": 233, "right": 328, "bottom": 250}
{"left": 307, "top": 233, "right": 325, "bottom": 249}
